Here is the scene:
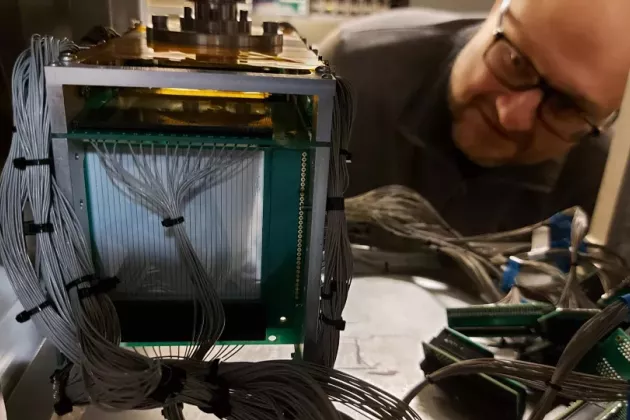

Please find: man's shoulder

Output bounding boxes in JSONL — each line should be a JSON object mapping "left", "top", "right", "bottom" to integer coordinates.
{"left": 319, "top": 9, "right": 483, "bottom": 64}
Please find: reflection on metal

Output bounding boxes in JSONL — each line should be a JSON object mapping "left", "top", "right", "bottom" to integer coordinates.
{"left": 148, "top": 0, "right": 282, "bottom": 53}
{"left": 152, "top": 88, "right": 269, "bottom": 99}
{"left": 73, "top": 27, "right": 320, "bottom": 73}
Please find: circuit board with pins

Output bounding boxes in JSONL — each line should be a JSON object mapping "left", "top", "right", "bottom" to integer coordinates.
{"left": 447, "top": 303, "right": 554, "bottom": 337}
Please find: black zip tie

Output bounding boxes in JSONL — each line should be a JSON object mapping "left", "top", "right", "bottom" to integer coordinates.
{"left": 16, "top": 299, "right": 53, "bottom": 323}
{"left": 320, "top": 313, "right": 346, "bottom": 331}
{"left": 340, "top": 149, "right": 352, "bottom": 163}
{"left": 77, "top": 276, "right": 120, "bottom": 299}
{"left": 162, "top": 216, "right": 185, "bottom": 228}
{"left": 321, "top": 281, "right": 337, "bottom": 300}
{"left": 326, "top": 197, "right": 345, "bottom": 211}
{"left": 150, "top": 365, "right": 187, "bottom": 403}
{"left": 13, "top": 157, "right": 53, "bottom": 170}
{"left": 65, "top": 274, "right": 96, "bottom": 291}
{"left": 12, "top": 126, "right": 17, "bottom": 133}
{"left": 545, "top": 381, "right": 562, "bottom": 392}
{"left": 23, "top": 221, "right": 54, "bottom": 235}
{"left": 200, "top": 360, "right": 232, "bottom": 418}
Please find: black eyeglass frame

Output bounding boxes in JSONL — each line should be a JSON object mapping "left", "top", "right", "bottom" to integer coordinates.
{"left": 483, "top": 0, "right": 619, "bottom": 139}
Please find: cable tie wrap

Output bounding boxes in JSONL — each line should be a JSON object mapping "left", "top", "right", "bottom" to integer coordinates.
{"left": 23, "top": 221, "right": 54, "bottom": 235}
{"left": 161, "top": 216, "right": 185, "bottom": 228}
{"left": 51, "top": 368, "right": 73, "bottom": 416}
{"left": 66, "top": 274, "right": 96, "bottom": 291}
{"left": 326, "top": 197, "right": 345, "bottom": 212}
{"left": 545, "top": 381, "right": 562, "bottom": 392}
{"left": 321, "top": 281, "right": 337, "bottom": 300}
{"left": 16, "top": 299, "right": 53, "bottom": 323}
{"left": 199, "top": 360, "right": 232, "bottom": 418}
{"left": 13, "top": 157, "right": 53, "bottom": 170}
{"left": 320, "top": 313, "right": 346, "bottom": 331}
{"left": 17, "top": 276, "right": 113, "bottom": 323}
{"left": 150, "top": 365, "right": 187, "bottom": 403}
{"left": 77, "top": 276, "right": 120, "bottom": 299}
{"left": 340, "top": 149, "right": 352, "bottom": 162}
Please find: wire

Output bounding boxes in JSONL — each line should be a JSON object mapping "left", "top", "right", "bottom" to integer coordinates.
{"left": 527, "top": 300, "right": 629, "bottom": 420}
{"left": 316, "top": 77, "right": 355, "bottom": 367}
{"left": 402, "top": 358, "right": 629, "bottom": 404}
{"left": 1, "top": 38, "right": 424, "bottom": 420}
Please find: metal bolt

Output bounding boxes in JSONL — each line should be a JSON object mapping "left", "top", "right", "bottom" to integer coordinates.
{"left": 315, "top": 66, "right": 330, "bottom": 74}
{"left": 74, "top": 153, "right": 79, "bottom": 160}
{"left": 79, "top": 200, "right": 84, "bottom": 209}
{"left": 322, "top": 74, "right": 333, "bottom": 79}
{"left": 60, "top": 52, "right": 77, "bottom": 65}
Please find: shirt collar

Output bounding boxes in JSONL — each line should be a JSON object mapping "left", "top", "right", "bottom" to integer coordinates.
{"left": 398, "top": 21, "right": 565, "bottom": 194}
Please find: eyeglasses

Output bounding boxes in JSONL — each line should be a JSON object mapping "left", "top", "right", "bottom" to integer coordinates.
{"left": 484, "top": 0, "right": 619, "bottom": 141}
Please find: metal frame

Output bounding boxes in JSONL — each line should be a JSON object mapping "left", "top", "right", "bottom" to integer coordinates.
{"left": 46, "top": 61, "right": 336, "bottom": 358}
{"left": 589, "top": 71, "right": 630, "bottom": 260}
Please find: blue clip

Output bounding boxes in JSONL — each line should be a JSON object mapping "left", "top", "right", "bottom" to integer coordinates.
{"left": 548, "top": 212, "right": 587, "bottom": 272}
{"left": 502, "top": 259, "right": 521, "bottom": 293}
{"left": 548, "top": 213, "right": 573, "bottom": 250}
{"left": 619, "top": 294, "right": 630, "bottom": 309}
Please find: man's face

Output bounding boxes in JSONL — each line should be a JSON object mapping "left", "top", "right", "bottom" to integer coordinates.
{"left": 449, "top": 0, "right": 630, "bottom": 167}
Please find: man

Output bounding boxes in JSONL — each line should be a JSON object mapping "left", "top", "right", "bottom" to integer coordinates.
{"left": 320, "top": 0, "right": 630, "bottom": 235}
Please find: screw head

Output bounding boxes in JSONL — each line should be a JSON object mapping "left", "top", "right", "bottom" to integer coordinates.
{"left": 60, "top": 52, "right": 77, "bottom": 65}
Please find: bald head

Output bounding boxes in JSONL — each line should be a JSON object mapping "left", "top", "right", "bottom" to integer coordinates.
{"left": 449, "top": 0, "right": 630, "bottom": 167}
{"left": 509, "top": 0, "right": 630, "bottom": 110}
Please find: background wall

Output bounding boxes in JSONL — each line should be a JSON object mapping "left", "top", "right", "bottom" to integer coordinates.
{"left": 409, "top": 0, "right": 493, "bottom": 11}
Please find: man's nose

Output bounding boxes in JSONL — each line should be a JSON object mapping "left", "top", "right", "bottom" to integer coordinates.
{"left": 495, "top": 89, "right": 544, "bottom": 132}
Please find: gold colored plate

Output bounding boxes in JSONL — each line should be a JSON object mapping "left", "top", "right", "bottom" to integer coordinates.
{"left": 75, "top": 26, "right": 321, "bottom": 73}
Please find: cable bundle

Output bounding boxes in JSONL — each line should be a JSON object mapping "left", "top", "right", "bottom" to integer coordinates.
{"left": 346, "top": 186, "right": 628, "bottom": 307}
{"left": 91, "top": 140, "right": 254, "bottom": 357}
{"left": 528, "top": 300, "right": 630, "bottom": 420}
{"left": 403, "top": 358, "right": 630, "bottom": 403}
{"left": 317, "top": 77, "right": 355, "bottom": 367}
{"left": 0, "top": 36, "right": 425, "bottom": 420}
{"left": 403, "top": 300, "right": 630, "bottom": 419}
